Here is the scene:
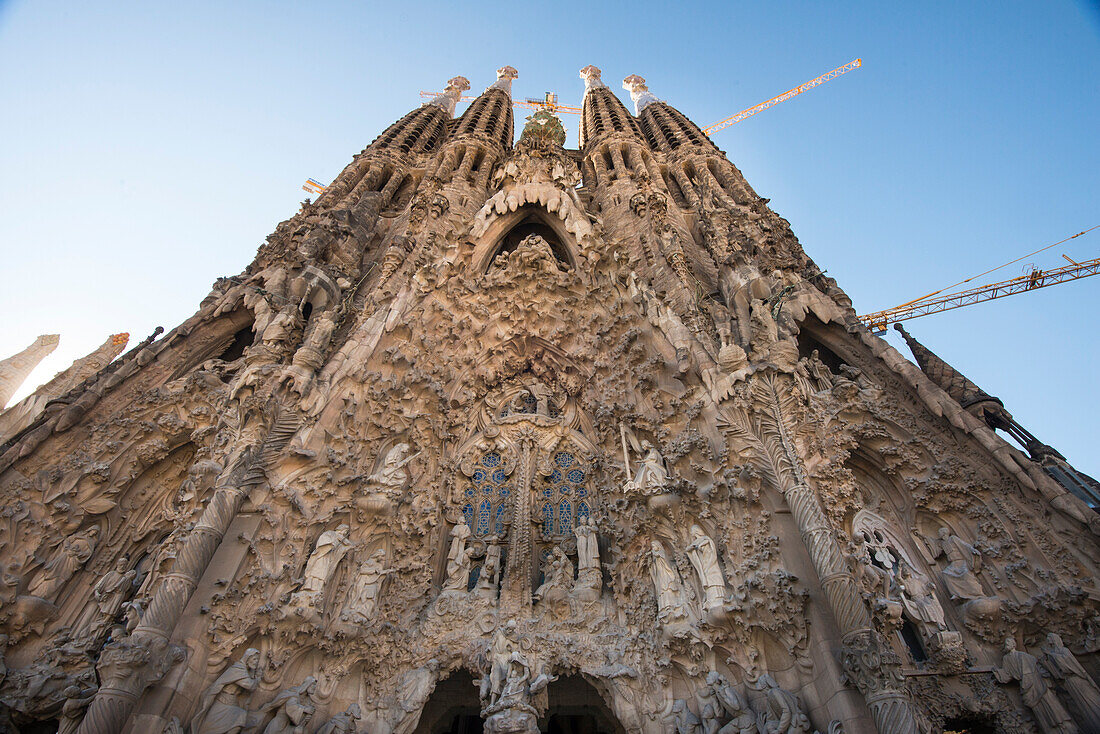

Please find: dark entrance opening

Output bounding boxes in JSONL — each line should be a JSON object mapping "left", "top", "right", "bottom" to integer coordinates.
{"left": 542, "top": 675, "right": 625, "bottom": 734}
{"left": 942, "top": 717, "right": 997, "bottom": 734}
{"left": 414, "top": 670, "right": 483, "bottom": 734}
{"left": 489, "top": 214, "right": 573, "bottom": 271}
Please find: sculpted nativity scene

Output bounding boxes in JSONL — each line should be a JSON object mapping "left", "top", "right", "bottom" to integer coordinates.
{"left": 1, "top": 65, "right": 1099, "bottom": 734}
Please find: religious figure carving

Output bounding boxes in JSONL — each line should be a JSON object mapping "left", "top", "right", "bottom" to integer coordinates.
{"left": 896, "top": 564, "right": 947, "bottom": 639}
{"left": 476, "top": 537, "right": 502, "bottom": 599}
{"left": 191, "top": 648, "right": 262, "bottom": 734}
{"left": 648, "top": 541, "right": 688, "bottom": 624}
{"left": 995, "top": 638, "right": 1076, "bottom": 734}
{"left": 74, "top": 555, "right": 136, "bottom": 647}
{"left": 708, "top": 672, "right": 759, "bottom": 734}
{"left": 26, "top": 527, "right": 99, "bottom": 601}
{"left": 931, "top": 528, "right": 986, "bottom": 602}
{"left": 806, "top": 350, "right": 833, "bottom": 391}
{"left": 259, "top": 676, "right": 317, "bottom": 734}
{"left": 442, "top": 546, "right": 476, "bottom": 595}
{"left": 626, "top": 440, "right": 670, "bottom": 496}
{"left": 287, "top": 525, "right": 353, "bottom": 618}
{"left": 358, "top": 443, "right": 416, "bottom": 516}
{"left": 315, "top": 703, "right": 361, "bottom": 734}
{"left": 686, "top": 524, "right": 728, "bottom": 614}
{"left": 665, "top": 698, "right": 702, "bottom": 734}
{"left": 1041, "top": 633, "right": 1100, "bottom": 729}
{"left": 751, "top": 674, "right": 811, "bottom": 734}
{"left": 482, "top": 649, "right": 554, "bottom": 734}
{"left": 534, "top": 546, "right": 573, "bottom": 606}
{"left": 340, "top": 549, "right": 393, "bottom": 625}
{"left": 573, "top": 517, "right": 601, "bottom": 599}
{"left": 696, "top": 675, "right": 724, "bottom": 734}
{"left": 448, "top": 518, "right": 471, "bottom": 565}
{"left": 57, "top": 675, "right": 98, "bottom": 734}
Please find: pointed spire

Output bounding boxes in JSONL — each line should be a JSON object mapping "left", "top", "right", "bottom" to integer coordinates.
{"left": 580, "top": 65, "right": 607, "bottom": 93}
{"left": 894, "top": 324, "right": 1002, "bottom": 410}
{"left": 0, "top": 334, "right": 59, "bottom": 409}
{"left": 488, "top": 65, "right": 519, "bottom": 96}
{"left": 623, "top": 74, "right": 659, "bottom": 114}
{"left": 426, "top": 76, "right": 471, "bottom": 117}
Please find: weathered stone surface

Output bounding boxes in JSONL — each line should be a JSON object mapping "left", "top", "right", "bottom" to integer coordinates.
{"left": 0, "top": 67, "right": 1096, "bottom": 734}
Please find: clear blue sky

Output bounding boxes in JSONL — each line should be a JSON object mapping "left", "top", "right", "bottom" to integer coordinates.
{"left": 1, "top": 1, "right": 1097, "bottom": 477}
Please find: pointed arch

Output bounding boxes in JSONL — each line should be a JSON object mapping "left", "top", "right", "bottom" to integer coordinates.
{"left": 470, "top": 204, "right": 581, "bottom": 273}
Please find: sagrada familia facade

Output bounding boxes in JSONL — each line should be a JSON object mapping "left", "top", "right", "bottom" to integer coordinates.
{"left": 1, "top": 65, "right": 1099, "bottom": 734}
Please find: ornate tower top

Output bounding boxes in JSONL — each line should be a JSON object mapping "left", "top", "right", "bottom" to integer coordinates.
{"left": 894, "top": 324, "right": 1002, "bottom": 411}
{"left": 622, "top": 74, "right": 659, "bottom": 114}
{"left": 579, "top": 65, "right": 607, "bottom": 93}
{"left": 426, "top": 75, "right": 471, "bottom": 117}
{"left": 488, "top": 65, "right": 519, "bottom": 95}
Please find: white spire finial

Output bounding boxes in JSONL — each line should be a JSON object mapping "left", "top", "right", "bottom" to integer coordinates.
{"left": 427, "top": 76, "right": 471, "bottom": 117}
{"left": 580, "top": 65, "right": 607, "bottom": 94}
{"left": 623, "top": 74, "right": 659, "bottom": 114}
{"left": 489, "top": 66, "right": 519, "bottom": 95}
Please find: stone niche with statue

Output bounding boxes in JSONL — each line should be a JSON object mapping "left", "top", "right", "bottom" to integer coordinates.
{"left": 0, "top": 65, "right": 1098, "bottom": 734}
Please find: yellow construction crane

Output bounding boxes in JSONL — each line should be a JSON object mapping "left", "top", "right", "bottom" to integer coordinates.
{"left": 858, "top": 227, "right": 1100, "bottom": 333}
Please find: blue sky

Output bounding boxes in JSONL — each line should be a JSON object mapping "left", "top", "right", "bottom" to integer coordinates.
{"left": 1, "top": 1, "right": 1097, "bottom": 477}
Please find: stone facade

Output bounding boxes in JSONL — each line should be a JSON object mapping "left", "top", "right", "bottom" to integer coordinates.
{"left": 0, "top": 66, "right": 1098, "bottom": 734}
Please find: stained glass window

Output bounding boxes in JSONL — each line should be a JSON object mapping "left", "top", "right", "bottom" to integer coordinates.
{"left": 467, "top": 452, "right": 510, "bottom": 537}
{"left": 537, "top": 451, "right": 589, "bottom": 537}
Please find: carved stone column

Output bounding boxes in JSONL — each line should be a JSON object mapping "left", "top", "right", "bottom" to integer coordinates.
{"left": 500, "top": 430, "right": 537, "bottom": 612}
{"left": 746, "top": 373, "right": 920, "bottom": 734}
{"left": 75, "top": 412, "right": 300, "bottom": 734}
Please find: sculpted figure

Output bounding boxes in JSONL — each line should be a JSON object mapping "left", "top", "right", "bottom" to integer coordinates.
{"left": 298, "top": 525, "right": 353, "bottom": 597}
{"left": 476, "top": 537, "right": 502, "bottom": 599}
{"left": 686, "top": 525, "right": 727, "bottom": 613}
{"left": 75, "top": 555, "right": 136, "bottom": 645}
{"left": 388, "top": 659, "right": 441, "bottom": 734}
{"left": 806, "top": 350, "right": 833, "bottom": 391}
{"left": 57, "top": 675, "right": 98, "bottom": 734}
{"left": 534, "top": 547, "right": 573, "bottom": 605}
{"left": 896, "top": 564, "right": 947, "bottom": 638}
{"left": 1041, "top": 633, "right": 1100, "bottom": 728}
{"left": 649, "top": 541, "right": 688, "bottom": 623}
{"left": 316, "top": 703, "right": 361, "bottom": 734}
{"left": 260, "top": 306, "right": 301, "bottom": 351}
{"left": 753, "top": 674, "right": 811, "bottom": 734}
{"left": 573, "top": 517, "right": 601, "bottom": 598}
{"left": 696, "top": 676, "right": 724, "bottom": 734}
{"left": 995, "top": 638, "right": 1076, "bottom": 734}
{"left": 368, "top": 443, "right": 414, "bottom": 496}
{"left": 448, "top": 518, "right": 471, "bottom": 566}
{"left": 709, "top": 672, "right": 759, "bottom": 734}
{"left": 629, "top": 441, "right": 670, "bottom": 493}
{"left": 666, "top": 698, "right": 702, "bottom": 734}
{"left": 443, "top": 546, "right": 476, "bottom": 594}
{"left": 341, "top": 549, "right": 394, "bottom": 624}
{"left": 260, "top": 676, "right": 317, "bottom": 734}
{"left": 932, "top": 528, "right": 985, "bottom": 601}
{"left": 27, "top": 527, "right": 98, "bottom": 600}
{"left": 192, "top": 648, "right": 262, "bottom": 734}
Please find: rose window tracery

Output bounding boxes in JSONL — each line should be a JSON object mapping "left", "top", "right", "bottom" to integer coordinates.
{"left": 462, "top": 451, "right": 512, "bottom": 537}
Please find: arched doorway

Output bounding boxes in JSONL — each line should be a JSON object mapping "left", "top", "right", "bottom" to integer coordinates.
{"left": 414, "top": 670, "right": 483, "bottom": 734}
{"left": 542, "top": 675, "right": 626, "bottom": 734}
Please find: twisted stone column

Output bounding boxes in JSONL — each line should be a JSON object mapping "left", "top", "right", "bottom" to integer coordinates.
{"left": 749, "top": 373, "right": 919, "bottom": 734}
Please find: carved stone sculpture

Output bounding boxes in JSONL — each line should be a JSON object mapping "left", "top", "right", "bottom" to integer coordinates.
{"left": 26, "top": 528, "right": 99, "bottom": 601}
{"left": 476, "top": 536, "right": 502, "bottom": 599}
{"left": 896, "top": 563, "right": 947, "bottom": 639}
{"left": 932, "top": 528, "right": 986, "bottom": 602}
{"left": 627, "top": 440, "right": 670, "bottom": 494}
{"left": 995, "top": 638, "right": 1077, "bottom": 734}
{"left": 74, "top": 555, "right": 136, "bottom": 647}
{"left": 686, "top": 524, "right": 727, "bottom": 614}
{"left": 442, "top": 546, "right": 476, "bottom": 595}
{"left": 752, "top": 674, "right": 811, "bottom": 734}
{"left": 649, "top": 540, "right": 688, "bottom": 625}
{"left": 315, "top": 703, "right": 361, "bottom": 734}
{"left": 57, "top": 676, "right": 98, "bottom": 734}
{"left": 534, "top": 546, "right": 573, "bottom": 606}
{"left": 709, "top": 672, "right": 759, "bottom": 734}
{"left": 573, "top": 517, "right": 601, "bottom": 600}
{"left": 293, "top": 525, "right": 353, "bottom": 602}
{"left": 1041, "top": 632, "right": 1100, "bottom": 729}
{"left": 358, "top": 442, "right": 416, "bottom": 516}
{"left": 259, "top": 676, "right": 317, "bottom": 734}
{"left": 340, "top": 548, "right": 393, "bottom": 625}
{"left": 191, "top": 649, "right": 261, "bottom": 734}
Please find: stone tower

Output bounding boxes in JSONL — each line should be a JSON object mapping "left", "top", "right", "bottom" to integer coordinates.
{"left": 1, "top": 67, "right": 1098, "bottom": 734}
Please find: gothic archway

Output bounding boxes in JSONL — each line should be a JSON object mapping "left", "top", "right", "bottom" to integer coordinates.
{"left": 542, "top": 675, "right": 626, "bottom": 734}
{"left": 413, "top": 670, "right": 484, "bottom": 734}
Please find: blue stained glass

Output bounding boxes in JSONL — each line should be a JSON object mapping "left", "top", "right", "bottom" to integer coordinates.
{"left": 578, "top": 501, "right": 590, "bottom": 520}
{"left": 482, "top": 452, "right": 501, "bottom": 468}
{"left": 499, "top": 486, "right": 510, "bottom": 498}
{"left": 543, "top": 486, "right": 553, "bottom": 498}
{"left": 550, "top": 468, "right": 563, "bottom": 484}
{"left": 494, "top": 505, "right": 506, "bottom": 534}
{"left": 462, "top": 503, "right": 474, "bottom": 525}
{"left": 542, "top": 503, "right": 554, "bottom": 535}
{"left": 576, "top": 487, "right": 587, "bottom": 498}
{"left": 567, "top": 469, "right": 585, "bottom": 484}
{"left": 482, "top": 483, "right": 493, "bottom": 495}
{"left": 465, "top": 487, "right": 475, "bottom": 498}
{"left": 559, "top": 500, "right": 573, "bottom": 533}
{"left": 473, "top": 469, "right": 486, "bottom": 484}
{"left": 555, "top": 452, "right": 574, "bottom": 468}
{"left": 492, "top": 468, "right": 506, "bottom": 484}
{"left": 477, "top": 499, "right": 492, "bottom": 535}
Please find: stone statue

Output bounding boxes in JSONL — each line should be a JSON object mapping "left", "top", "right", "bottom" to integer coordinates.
{"left": 57, "top": 675, "right": 98, "bottom": 734}
{"left": 476, "top": 537, "right": 502, "bottom": 599}
{"left": 482, "top": 649, "right": 554, "bottom": 734}
{"left": 995, "top": 638, "right": 1077, "bottom": 734}
{"left": 260, "top": 306, "right": 301, "bottom": 351}
{"left": 388, "top": 659, "right": 441, "bottom": 734}
{"left": 1041, "top": 633, "right": 1100, "bottom": 729}
{"left": 896, "top": 564, "right": 947, "bottom": 639}
{"left": 259, "top": 676, "right": 317, "bottom": 734}
{"left": 75, "top": 555, "right": 136, "bottom": 646}
{"left": 298, "top": 525, "right": 353, "bottom": 597}
{"left": 709, "top": 672, "right": 759, "bottom": 734}
{"left": 628, "top": 441, "right": 670, "bottom": 494}
{"left": 534, "top": 546, "right": 573, "bottom": 605}
{"left": 448, "top": 518, "right": 471, "bottom": 567}
{"left": 315, "top": 703, "right": 361, "bottom": 734}
{"left": 696, "top": 675, "right": 724, "bottom": 734}
{"left": 932, "top": 528, "right": 985, "bottom": 602}
{"left": 367, "top": 443, "right": 414, "bottom": 497}
{"left": 686, "top": 525, "right": 727, "bottom": 613}
{"left": 752, "top": 674, "right": 811, "bottom": 734}
{"left": 27, "top": 527, "right": 99, "bottom": 601}
{"left": 573, "top": 517, "right": 601, "bottom": 599}
{"left": 191, "top": 648, "right": 262, "bottom": 734}
{"left": 442, "top": 546, "right": 476, "bottom": 594}
{"left": 806, "top": 350, "right": 833, "bottom": 391}
{"left": 666, "top": 698, "right": 702, "bottom": 734}
{"left": 649, "top": 540, "right": 688, "bottom": 623}
{"left": 340, "top": 549, "right": 393, "bottom": 624}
